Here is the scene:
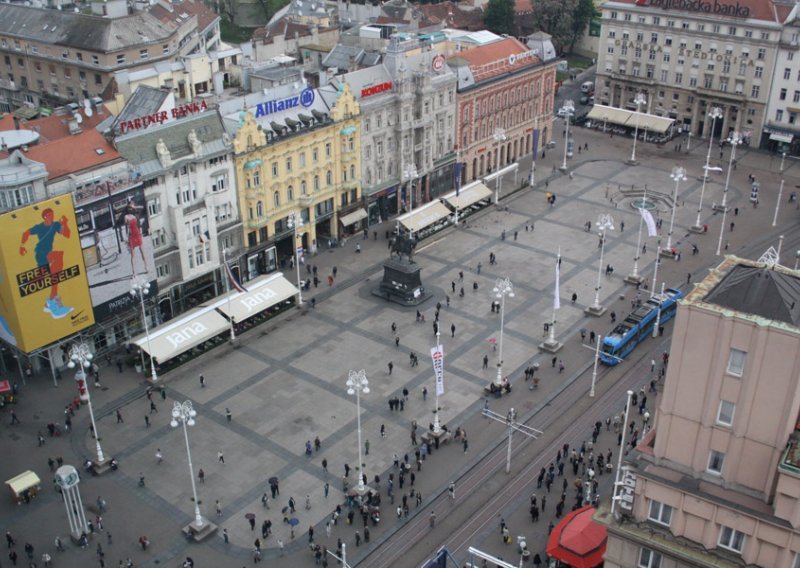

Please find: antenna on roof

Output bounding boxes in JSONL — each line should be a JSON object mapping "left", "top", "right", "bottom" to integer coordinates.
{"left": 74, "top": 112, "right": 83, "bottom": 124}
{"left": 83, "top": 99, "right": 94, "bottom": 117}
{"left": 758, "top": 245, "right": 780, "bottom": 268}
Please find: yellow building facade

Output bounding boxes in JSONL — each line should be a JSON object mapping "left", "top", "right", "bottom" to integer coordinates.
{"left": 232, "top": 84, "right": 361, "bottom": 271}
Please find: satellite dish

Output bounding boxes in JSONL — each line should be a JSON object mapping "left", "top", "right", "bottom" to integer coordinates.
{"left": 74, "top": 112, "right": 83, "bottom": 124}
{"left": 83, "top": 99, "right": 93, "bottom": 117}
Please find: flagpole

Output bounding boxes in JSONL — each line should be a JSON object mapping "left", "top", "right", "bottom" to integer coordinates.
{"left": 650, "top": 246, "right": 661, "bottom": 299}
{"left": 222, "top": 248, "right": 236, "bottom": 343}
{"left": 433, "top": 330, "right": 442, "bottom": 434}
{"left": 548, "top": 250, "right": 560, "bottom": 345}
{"left": 454, "top": 149, "right": 460, "bottom": 227}
{"left": 627, "top": 185, "right": 648, "bottom": 284}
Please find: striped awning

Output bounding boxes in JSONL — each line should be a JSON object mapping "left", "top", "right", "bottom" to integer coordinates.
{"left": 441, "top": 182, "right": 493, "bottom": 209}
{"left": 398, "top": 201, "right": 452, "bottom": 233}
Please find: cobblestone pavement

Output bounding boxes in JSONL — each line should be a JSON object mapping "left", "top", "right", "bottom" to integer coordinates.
{"left": 1, "top": 106, "right": 798, "bottom": 568}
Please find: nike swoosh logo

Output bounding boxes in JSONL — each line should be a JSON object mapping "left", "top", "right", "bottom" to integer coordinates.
{"left": 70, "top": 311, "right": 84, "bottom": 321}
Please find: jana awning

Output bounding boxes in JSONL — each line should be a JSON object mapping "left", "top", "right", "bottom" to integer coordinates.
{"left": 132, "top": 308, "right": 229, "bottom": 363}
{"left": 587, "top": 104, "right": 674, "bottom": 134}
{"left": 340, "top": 208, "right": 368, "bottom": 226}
{"left": 6, "top": 470, "right": 41, "bottom": 496}
{"left": 441, "top": 182, "right": 493, "bottom": 209}
{"left": 770, "top": 132, "right": 794, "bottom": 143}
{"left": 210, "top": 273, "right": 298, "bottom": 323}
{"left": 546, "top": 505, "right": 607, "bottom": 568}
{"left": 398, "top": 201, "right": 452, "bottom": 233}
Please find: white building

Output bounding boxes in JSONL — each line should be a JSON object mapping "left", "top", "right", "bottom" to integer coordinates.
{"left": 762, "top": 4, "right": 800, "bottom": 155}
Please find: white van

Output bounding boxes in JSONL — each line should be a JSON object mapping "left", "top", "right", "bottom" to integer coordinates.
{"left": 581, "top": 81, "right": 594, "bottom": 93}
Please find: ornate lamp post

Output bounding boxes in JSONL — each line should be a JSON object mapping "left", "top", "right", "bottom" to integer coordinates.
{"left": 286, "top": 213, "right": 304, "bottom": 306}
{"left": 628, "top": 93, "right": 647, "bottom": 165}
{"left": 68, "top": 343, "right": 106, "bottom": 466}
{"left": 130, "top": 277, "right": 157, "bottom": 383}
{"left": 692, "top": 107, "right": 723, "bottom": 232}
{"left": 493, "top": 278, "right": 514, "bottom": 388}
{"left": 716, "top": 131, "right": 742, "bottom": 255}
{"left": 403, "top": 163, "right": 419, "bottom": 214}
{"left": 170, "top": 401, "right": 207, "bottom": 533}
{"left": 611, "top": 390, "right": 635, "bottom": 517}
{"left": 587, "top": 214, "right": 615, "bottom": 316}
{"left": 665, "top": 166, "right": 687, "bottom": 252}
{"left": 346, "top": 370, "right": 369, "bottom": 492}
{"left": 559, "top": 101, "right": 575, "bottom": 171}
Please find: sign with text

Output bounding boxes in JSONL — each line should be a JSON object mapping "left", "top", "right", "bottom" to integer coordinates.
{"left": 118, "top": 100, "right": 209, "bottom": 133}
{"left": 0, "top": 195, "right": 94, "bottom": 352}
{"left": 361, "top": 82, "right": 393, "bottom": 98}
{"left": 430, "top": 345, "right": 444, "bottom": 396}
{"left": 636, "top": 0, "right": 750, "bottom": 17}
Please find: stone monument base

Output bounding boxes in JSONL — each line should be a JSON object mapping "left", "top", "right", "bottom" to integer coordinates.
{"left": 538, "top": 338, "right": 563, "bottom": 353}
{"left": 372, "top": 258, "right": 432, "bottom": 306}
{"left": 183, "top": 519, "right": 217, "bottom": 542}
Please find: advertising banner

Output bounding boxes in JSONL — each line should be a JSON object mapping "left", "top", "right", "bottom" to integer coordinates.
{"left": 430, "top": 345, "right": 444, "bottom": 396}
{"left": 73, "top": 178, "right": 157, "bottom": 321}
{"left": 0, "top": 195, "right": 94, "bottom": 352}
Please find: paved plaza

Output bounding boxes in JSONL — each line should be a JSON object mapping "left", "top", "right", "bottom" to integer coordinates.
{"left": 1, "top": 114, "right": 798, "bottom": 568}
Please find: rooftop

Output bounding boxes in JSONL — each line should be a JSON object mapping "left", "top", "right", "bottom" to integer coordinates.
{"left": 605, "top": 0, "right": 791, "bottom": 24}
{"left": 21, "top": 128, "right": 120, "bottom": 181}
{"left": 0, "top": 4, "right": 180, "bottom": 53}
{"left": 700, "top": 257, "right": 800, "bottom": 327}
{"left": 149, "top": 0, "right": 219, "bottom": 34}
{"left": 447, "top": 37, "right": 542, "bottom": 83}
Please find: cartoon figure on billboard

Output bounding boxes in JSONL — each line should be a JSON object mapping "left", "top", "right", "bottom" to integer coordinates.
{"left": 19, "top": 207, "right": 74, "bottom": 319}
{"left": 122, "top": 200, "right": 148, "bottom": 276}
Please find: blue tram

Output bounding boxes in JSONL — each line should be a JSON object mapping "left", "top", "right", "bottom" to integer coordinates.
{"left": 599, "top": 288, "right": 684, "bottom": 366}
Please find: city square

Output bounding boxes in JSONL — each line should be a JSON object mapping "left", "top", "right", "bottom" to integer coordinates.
{"left": 2, "top": 109, "right": 797, "bottom": 567}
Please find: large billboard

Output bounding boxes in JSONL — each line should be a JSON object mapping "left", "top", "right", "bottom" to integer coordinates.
{"left": 0, "top": 195, "right": 95, "bottom": 352}
{"left": 73, "top": 177, "right": 157, "bottom": 321}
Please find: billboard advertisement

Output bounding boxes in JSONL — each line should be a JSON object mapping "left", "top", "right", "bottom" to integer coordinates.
{"left": 73, "top": 177, "right": 157, "bottom": 321}
{"left": 0, "top": 195, "right": 95, "bottom": 352}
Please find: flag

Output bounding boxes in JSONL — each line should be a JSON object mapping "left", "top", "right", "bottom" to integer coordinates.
{"left": 224, "top": 261, "right": 247, "bottom": 293}
{"left": 640, "top": 208, "right": 657, "bottom": 237}
{"left": 430, "top": 345, "right": 444, "bottom": 396}
{"left": 454, "top": 161, "right": 462, "bottom": 197}
{"left": 553, "top": 254, "right": 561, "bottom": 311}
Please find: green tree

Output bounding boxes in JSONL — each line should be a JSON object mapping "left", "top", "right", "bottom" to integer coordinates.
{"left": 529, "top": 0, "right": 576, "bottom": 54}
{"left": 484, "top": 0, "right": 515, "bottom": 36}
{"left": 568, "top": 0, "right": 597, "bottom": 52}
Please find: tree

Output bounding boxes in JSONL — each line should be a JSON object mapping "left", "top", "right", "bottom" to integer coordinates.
{"left": 484, "top": 0, "right": 515, "bottom": 36}
{"left": 529, "top": 0, "right": 576, "bottom": 55}
{"left": 569, "top": 0, "right": 597, "bottom": 52}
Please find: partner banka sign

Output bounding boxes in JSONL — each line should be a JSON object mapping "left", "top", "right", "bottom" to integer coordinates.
{"left": 636, "top": 0, "right": 750, "bottom": 18}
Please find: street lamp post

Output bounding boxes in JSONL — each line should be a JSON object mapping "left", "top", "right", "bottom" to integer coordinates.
{"left": 716, "top": 132, "right": 742, "bottom": 255}
{"left": 628, "top": 93, "right": 647, "bottom": 165}
{"left": 287, "top": 213, "right": 304, "bottom": 306}
{"left": 587, "top": 215, "right": 615, "bottom": 316}
{"left": 493, "top": 278, "right": 514, "bottom": 388}
{"left": 686, "top": 131, "right": 692, "bottom": 152}
{"left": 404, "top": 163, "right": 419, "bottom": 215}
{"left": 68, "top": 343, "right": 106, "bottom": 466}
{"left": 626, "top": 185, "right": 649, "bottom": 285}
{"left": 559, "top": 101, "right": 575, "bottom": 171}
{"left": 433, "top": 329, "right": 442, "bottom": 434}
{"left": 773, "top": 178, "right": 785, "bottom": 227}
{"left": 692, "top": 107, "right": 722, "bottom": 232}
{"left": 130, "top": 277, "right": 157, "bottom": 383}
{"left": 781, "top": 151, "right": 787, "bottom": 174}
{"left": 170, "top": 401, "right": 207, "bottom": 532}
{"left": 589, "top": 334, "right": 602, "bottom": 398}
{"left": 665, "top": 166, "right": 687, "bottom": 252}
{"left": 493, "top": 129, "right": 507, "bottom": 203}
{"left": 346, "top": 370, "right": 369, "bottom": 492}
{"left": 611, "top": 390, "right": 635, "bottom": 517}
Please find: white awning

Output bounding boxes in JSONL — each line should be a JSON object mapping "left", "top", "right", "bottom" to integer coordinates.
{"left": 398, "top": 201, "right": 452, "bottom": 233}
{"left": 770, "top": 132, "right": 794, "bottom": 143}
{"left": 441, "top": 182, "right": 493, "bottom": 209}
{"left": 587, "top": 104, "right": 675, "bottom": 134}
{"left": 340, "top": 208, "right": 368, "bottom": 226}
{"left": 132, "top": 308, "right": 229, "bottom": 363}
{"left": 209, "top": 273, "right": 298, "bottom": 323}
{"left": 5, "top": 470, "right": 40, "bottom": 495}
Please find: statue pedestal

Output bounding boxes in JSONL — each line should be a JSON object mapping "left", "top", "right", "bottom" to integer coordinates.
{"left": 372, "top": 258, "right": 432, "bottom": 306}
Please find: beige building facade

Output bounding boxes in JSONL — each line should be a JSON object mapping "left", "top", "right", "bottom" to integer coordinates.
{"left": 598, "top": 255, "right": 800, "bottom": 568}
{"left": 596, "top": 0, "right": 791, "bottom": 144}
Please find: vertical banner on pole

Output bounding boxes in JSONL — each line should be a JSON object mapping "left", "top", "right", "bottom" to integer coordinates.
{"left": 430, "top": 345, "right": 444, "bottom": 396}
{"left": 532, "top": 129, "right": 540, "bottom": 158}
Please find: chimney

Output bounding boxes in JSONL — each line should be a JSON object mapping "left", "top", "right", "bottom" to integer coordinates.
{"left": 12, "top": 116, "right": 20, "bottom": 130}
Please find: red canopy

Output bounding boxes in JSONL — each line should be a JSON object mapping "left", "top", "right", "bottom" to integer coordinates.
{"left": 546, "top": 505, "right": 607, "bottom": 568}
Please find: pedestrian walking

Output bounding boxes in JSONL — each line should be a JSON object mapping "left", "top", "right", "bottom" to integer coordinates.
{"left": 215, "top": 500, "right": 222, "bottom": 516}
{"left": 451, "top": 323, "right": 456, "bottom": 338}
{"left": 365, "top": 439, "right": 370, "bottom": 455}
{"left": 388, "top": 361, "right": 393, "bottom": 375}
{"left": 218, "top": 451, "right": 224, "bottom": 464}
{"left": 10, "top": 410, "right": 20, "bottom": 424}
{"left": 116, "top": 409, "right": 124, "bottom": 423}
{"left": 448, "top": 482, "right": 455, "bottom": 500}
{"left": 149, "top": 401, "right": 158, "bottom": 414}
{"left": 429, "top": 511, "right": 436, "bottom": 527}
{"left": 198, "top": 468, "right": 205, "bottom": 483}
{"left": 155, "top": 448, "right": 163, "bottom": 464}
{"left": 199, "top": 374, "right": 205, "bottom": 388}
{"left": 144, "top": 415, "right": 150, "bottom": 427}
{"left": 483, "top": 354, "right": 489, "bottom": 369}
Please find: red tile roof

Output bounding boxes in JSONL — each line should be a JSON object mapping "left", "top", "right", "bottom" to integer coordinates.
{"left": 610, "top": 0, "right": 789, "bottom": 24}
{"left": 150, "top": 0, "right": 219, "bottom": 33}
{"left": 416, "top": 2, "right": 485, "bottom": 30}
{"left": 15, "top": 110, "right": 108, "bottom": 144}
{"left": 448, "top": 37, "right": 541, "bottom": 82}
{"left": 515, "top": 0, "right": 532, "bottom": 13}
{"left": 22, "top": 128, "right": 120, "bottom": 181}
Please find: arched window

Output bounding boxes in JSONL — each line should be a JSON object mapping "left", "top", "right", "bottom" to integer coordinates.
{"left": 273, "top": 191, "right": 280, "bottom": 207}
{"left": 301, "top": 181, "right": 307, "bottom": 195}
{"left": 256, "top": 201, "right": 263, "bottom": 217}
{"left": 287, "top": 185, "right": 294, "bottom": 200}
{"left": 314, "top": 175, "right": 319, "bottom": 191}
{"left": 350, "top": 165, "right": 356, "bottom": 180}
{"left": 326, "top": 170, "right": 332, "bottom": 185}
